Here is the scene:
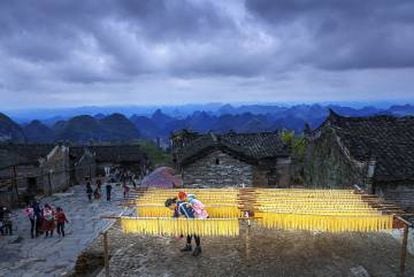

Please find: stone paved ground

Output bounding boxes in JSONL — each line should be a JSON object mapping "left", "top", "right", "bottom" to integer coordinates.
{"left": 0, "top": 182, "right": 127, "bottom": 277}
{"left": 92, "top": 224, "right": 414, "bottom": 277}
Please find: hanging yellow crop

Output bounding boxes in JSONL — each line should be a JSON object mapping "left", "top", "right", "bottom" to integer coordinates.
{"left": 137, "top": 205, "right": 242, "bottom": 218}
{"left": 121, "top": 217, "right": 240, "bottom": 236}
{"left": 256, "top": 212, "right": 393, "bottom": 232}
{"left": 129, "top": 188, "right": 395, "bottom": 234}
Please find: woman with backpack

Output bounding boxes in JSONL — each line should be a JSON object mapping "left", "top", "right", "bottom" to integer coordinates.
{"left": 165, "top": 191, "right": 202, "bottom": 257}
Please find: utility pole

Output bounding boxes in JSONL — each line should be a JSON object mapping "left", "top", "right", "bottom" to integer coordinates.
{"left": 103, "top": 231, "right": 109, "bottom": 277}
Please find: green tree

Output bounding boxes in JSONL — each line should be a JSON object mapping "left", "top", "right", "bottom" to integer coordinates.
{"left": 136, "top": 139, "right": 172, "bottom": 167}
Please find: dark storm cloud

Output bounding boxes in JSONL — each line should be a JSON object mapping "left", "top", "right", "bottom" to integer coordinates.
{"left": 0, "top": 0, "right": 413, "bottom": 108}
{"left": 1, "top": 0, "right": 413, "bottom": 83}
{"left": 0, "top": 0, "right": 245, "bottom": 84}
{"left": 245, "top": 0, "right": 414, "bottom": 70}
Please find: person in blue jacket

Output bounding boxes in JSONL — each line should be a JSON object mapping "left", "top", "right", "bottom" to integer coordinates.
{"left": 165, "top": 195, "right": 202, "bottom": 256}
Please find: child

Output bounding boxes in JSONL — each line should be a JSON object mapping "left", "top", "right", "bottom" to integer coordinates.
{"left": 187, "top": 194, "right": 208, "bottom": 219}
{"left": 96, "top": 179, "right": 102, "bottom": 191}
{"left": 94, "top": 187, "right": 101, "bottom": 200}
{"left": 42, "top": 204, "right": 55, "bottom": 238}
{"left": 165, "top": 192, "right": 202, "bottom": 256}
{"left": 123, "top": 183, "right": 130, "bottom": 199}
{"left": 55, "top": 207, "right": 69, "bottom": 237}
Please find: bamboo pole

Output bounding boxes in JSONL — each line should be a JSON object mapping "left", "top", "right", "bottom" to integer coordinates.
{"left": 400, "top": 224, "right": 408, "bottom": 277}
{"left": 394, "top": 216, "right": 412, "bottom": 277}
{"left": 103, "top": 231, "right": 109, "bottom": 277}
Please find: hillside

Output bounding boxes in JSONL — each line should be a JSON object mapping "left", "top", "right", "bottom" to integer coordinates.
{"left": 2, "top": 103, "right": 414, "bottom": 144}
{"left": 53, "top": 114, "right": 140, "bottom": 143}
{"left": 23, "top": 120, "right": 54, "bottom": 143}
{"left": 0, "top": 112, "right": 26, "bottom": 143}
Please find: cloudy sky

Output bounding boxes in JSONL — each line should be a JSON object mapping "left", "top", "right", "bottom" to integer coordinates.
{"left": 1, "top": 0, "right": 414, "bottom": 109}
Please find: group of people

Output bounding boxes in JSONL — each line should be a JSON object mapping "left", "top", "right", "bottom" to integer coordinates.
{"left": 0, "top": 206, "right": 13, "bottom": 236}
{"left": 24, "top": 201, "right": 69, "bottom": 238}
{"left": 86, "top": 179, "right": 114, "bottom": 202}
{"left": 165, "top": 191, "right": 208, "bottom": 257}
{"left": 114, "top": 169, "right": 139, "bottom": 189}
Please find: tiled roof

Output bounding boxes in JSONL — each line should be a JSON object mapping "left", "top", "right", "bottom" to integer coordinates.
{"left": 70, "top": 145, "right": 147, "bottom": 163}
{"left": 326, "top": 110, "right": 414, "bottom": 182}
{"left": 177, "top": 131, "right": 290, "bottom": 165}
{"left": 0, "top": 144, "right": 55, "bottom": 169}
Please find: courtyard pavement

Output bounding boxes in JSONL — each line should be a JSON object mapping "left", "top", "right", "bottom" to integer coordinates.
{"left": 0, "top": 183, "right": 127, "bottom": 277}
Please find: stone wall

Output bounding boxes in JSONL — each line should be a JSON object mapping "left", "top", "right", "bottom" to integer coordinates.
{"left": 0, "top": 165, "right": 41, "bottom": 206}
{"left": 182, "top": 151, "right": 254, "bottom": 187}
{"left": 304, "top": 129, "right": 366, "bottom": 188}
{"left": 276, "top": 157, "right": 291, "bottom": 187}
{"left": 8, "top": 165, "right": 41, "bottom": 194}
{"left": 252, "top": 165, "right": 269, "bottom": 187}
{"left": 40, "top": 145, "right": 71, "bottom": 195}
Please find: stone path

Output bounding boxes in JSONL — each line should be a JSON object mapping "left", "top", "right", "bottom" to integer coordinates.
{"left": 0, "top": 183, "right": 127, "bottom": 277}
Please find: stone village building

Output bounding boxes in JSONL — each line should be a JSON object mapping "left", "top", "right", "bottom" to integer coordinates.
{"left": 69, "top": 144, "right": 151, "bottom": 185}
{"left": 0, "top": 144, "right": 150, "bottom": 207}
{"left": 0, "top": 144, "right": 70, "bottom": 206}
{"left": 171, "top": 130, "right": 291, "bottom": 187}
{"left": 305, "top": 110, "right": 414, "bottom": 210}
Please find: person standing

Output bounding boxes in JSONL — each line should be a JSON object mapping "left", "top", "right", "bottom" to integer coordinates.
{"left": 94, "top": 187, "right": 101, "bottom": 200}
{"left": 96, "top": 179, "right": 102, "bottom": 191}
{"left": 106, "top": 183, "right": 112, "bottom": 201}
{"left": 123, "top": 183, "right": 130, "bottom": 199}
{"left": 24, "top": 204, "right": 36, "bottom": 238}
{"left": 42, "top": 204, "right": 55, "bottom": 238}
{"left": 165, "top": 192, "right": 202, "bottom": 256}
{"left": 1, "top": 207, "right": 13, "bottom": 236}
{"left": 55, "top": 207, "right": 69, "bottom": 237}
{"left": 86, "top": 182, "right": 93, "bottom": 202}
{"left": 32, "top": 201, "right": 42, "bottom": 237}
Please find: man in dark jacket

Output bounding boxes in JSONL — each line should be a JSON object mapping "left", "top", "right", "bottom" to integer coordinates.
{"left": 1, "top": 207, "right": 12, "bottom": 235}
{"left": 32, "top": 201, "right": 42, "bottom": 237}
{"left": 106, "top": 183, "right": 112, "bottom": 201}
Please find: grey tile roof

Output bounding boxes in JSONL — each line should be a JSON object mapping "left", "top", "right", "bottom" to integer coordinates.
{"left": 0, "top": 144, "right": 55, "bottom": 169}
{"left": 326, "top": 110, "right": 414, "bottom": 182}
{"left": 177, "top": 131, "right": 290, "bottom": 165}
{"left": 70, "top": 145, "right": 147, "bottom": 164}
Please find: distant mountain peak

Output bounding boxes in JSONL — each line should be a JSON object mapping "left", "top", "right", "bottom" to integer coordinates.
{"left": 0, "top": 112, "right": 26, "bottom": 143}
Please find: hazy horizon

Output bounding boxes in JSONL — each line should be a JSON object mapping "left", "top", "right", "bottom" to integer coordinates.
{"left": 3, "top": 100, "right": 414, "bottom": 123}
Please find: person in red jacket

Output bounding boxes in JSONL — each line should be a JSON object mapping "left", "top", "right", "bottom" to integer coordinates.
{"left": 55, "top": 207, "right": 69, "bottom": 237}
